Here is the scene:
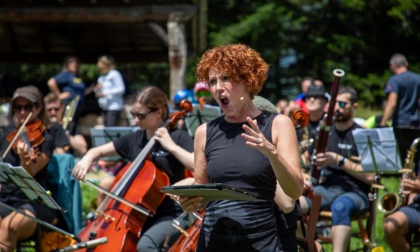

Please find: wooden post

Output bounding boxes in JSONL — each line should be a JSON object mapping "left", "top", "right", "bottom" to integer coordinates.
{"left": 167, "top": 14, "right": 187, "bottom": 105}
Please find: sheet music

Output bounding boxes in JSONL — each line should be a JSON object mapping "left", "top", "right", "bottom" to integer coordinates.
{"left": 352, "top": 127, "right": 401, "bottom": 173}
{"left": 0, "top": 162, "right": 62, "bottom": 210}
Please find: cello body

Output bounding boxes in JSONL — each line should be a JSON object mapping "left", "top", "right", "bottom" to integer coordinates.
{"left": 77, "top": 160, "right": 169, "bottom": 252}
{"left": 167, "top": 210, "right": 205, "bottom": 252}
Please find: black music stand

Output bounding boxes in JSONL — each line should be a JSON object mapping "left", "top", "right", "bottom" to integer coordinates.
{"left": 0, "top": 162, "right": 78, "bottom": 252}
{"left": 184, "top": 104, "right": 222, "bottom": 137}
{"left": 90, "top": 127, "right": 139, "bottom": 161}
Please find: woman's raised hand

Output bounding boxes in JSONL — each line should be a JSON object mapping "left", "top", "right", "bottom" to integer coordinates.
{"left": 177, "top": 196, "right": 204, "bottom": 214}
{"left": 241, "top": 117, "right": 276, "bottom": 156}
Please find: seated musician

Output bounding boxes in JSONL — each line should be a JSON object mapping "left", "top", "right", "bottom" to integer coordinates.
{"left": 299, "top": 86, "right": 375, "bottom": 252}
{"left": 383, "top": 178, "right": 420, "bottom": 251}
{"left": 0, "top": 86, "right": 55, "bottom": 252}
{"left": 44, "top": 92, "right": 87, "bottom": 155}
{"left": 72, "top": 86, "right": 194, "bottom": 252}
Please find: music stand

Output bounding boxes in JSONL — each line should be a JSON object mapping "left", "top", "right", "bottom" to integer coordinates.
{"left": 0, "top": 162, "right": 79, "bottom": 252}
{"left": 351, "top": 127, "right": 401, "bottom": 174}
{"left": 184, "top": 104, "right": 222, "bottom": 137}
{"left": 347, "top": 128, "right": 401, "bottom": 250}
{"left": 90, "top": 127, "right": 139, "bottom": 161}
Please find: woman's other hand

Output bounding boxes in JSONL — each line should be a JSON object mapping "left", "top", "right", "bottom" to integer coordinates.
{"left": 95, "top": 92, "right": 104, "bottom": 98}
{"left": 178, "top": 196, "right": 204, "bottom": 214}
{"left": 241, "top": 117, "right": 276, "bottom": 156}
{"left": 154, "top": 127, "right": 176, "bottom": 152}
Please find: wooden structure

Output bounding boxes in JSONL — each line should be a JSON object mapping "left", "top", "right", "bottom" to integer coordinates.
{"left": 0, "top": 0, "right": 207, "bottom": 64}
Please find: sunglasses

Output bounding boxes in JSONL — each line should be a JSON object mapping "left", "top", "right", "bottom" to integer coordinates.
{"left": 337, "top": 101, "right": 348, "bottom": 108}
{"left": 12, "top": 104, "right": 34, "bottom": 113}
{"left": 196, "top": 91, "right": 211, "bottom": 97}
{"left": 306, "top": 95, "right": 324, "bottom": 100}
{"left": 47, "top": 107, "right": 60, "bottom": 112}
{"left": 130, "top": 109, "right": 158, "bottom": 120}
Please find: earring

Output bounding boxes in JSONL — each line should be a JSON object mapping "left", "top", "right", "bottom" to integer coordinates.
{"left": 247, "top": 86, "right": 250, "bottom": 91}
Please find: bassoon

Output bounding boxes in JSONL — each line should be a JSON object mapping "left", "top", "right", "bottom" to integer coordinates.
{"left": 310, "top": 69, "right": 345, "bottom": 185}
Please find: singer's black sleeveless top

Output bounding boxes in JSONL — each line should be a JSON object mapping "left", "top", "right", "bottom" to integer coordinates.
{"left": 196, "top": 112, "right": 280, "bottom": 252}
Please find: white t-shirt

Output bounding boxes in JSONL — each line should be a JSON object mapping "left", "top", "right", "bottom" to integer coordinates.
{"left": 97, "top": 69, "right": 125, "bottom": 111}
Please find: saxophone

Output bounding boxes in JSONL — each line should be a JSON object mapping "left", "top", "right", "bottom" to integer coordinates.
{"left": 378, "top": 137, "right": 420, "bottom": 215}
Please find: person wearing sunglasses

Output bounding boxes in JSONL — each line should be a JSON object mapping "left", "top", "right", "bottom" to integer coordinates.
{"left": 299, "top": 84, "right": 330, "bottom": 167}
{"left": 194, "top": 81, "right": 216, "bottom": 106}
{"left": 0, "top": 86, "right": 56, "bottom": 252}
{"left": 72, "top": 86, "right": 194, "bottom": 252}
{"left": 44, "top": 92, "right": 87, "bottom": 155}
{"left": 298, "top": 86, "right": 375, "bottom": 252}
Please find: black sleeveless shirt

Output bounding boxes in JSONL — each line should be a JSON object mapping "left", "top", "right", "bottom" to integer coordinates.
{"left": 197, "top": 112, "right": 280, "bottom": 252}
{"left": 205, "top": 112, "right": 277, "bottom": 200}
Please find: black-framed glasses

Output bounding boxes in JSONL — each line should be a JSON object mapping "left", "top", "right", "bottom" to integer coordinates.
{"left": 47, "top": 107, "right": 60, "bottom": 112}
{"left": 337, "top": 101, "right": 348, "bottom": 108}
{"left": 12, "top": 104, "right": 34, "bottom": 113}
{"left": 130, "top": 109, "right": 158, "bottom": 120}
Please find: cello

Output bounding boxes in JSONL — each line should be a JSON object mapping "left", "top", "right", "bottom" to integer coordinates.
{"left": 77, "top": 100, "right": 193, "bottom": 252}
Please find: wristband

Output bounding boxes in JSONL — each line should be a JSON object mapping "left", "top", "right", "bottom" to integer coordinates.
{"left": 338, "top": 156, "right": 346, "bottom": 167}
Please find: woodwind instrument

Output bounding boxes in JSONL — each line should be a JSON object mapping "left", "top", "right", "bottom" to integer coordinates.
{"left": 378, "top": 137, "right": 420, "bottom": 215}
{"left": 310, "top": 69, "right": 345, "bottom": 185}
{"left": 62, "top": 95, "right": 80, "bottom": 130}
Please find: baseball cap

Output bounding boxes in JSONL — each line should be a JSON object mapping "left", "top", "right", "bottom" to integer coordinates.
{"left": 194, "top": 81, "right": 209, "bottom": 93}
{"left": 304, "top": 85, "right": 330, "bottom": 101}
{"left": 12, "top": 86, "right": 42, "bottom": 105}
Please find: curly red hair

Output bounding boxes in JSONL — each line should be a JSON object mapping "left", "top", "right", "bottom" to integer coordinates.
{"left": 196, "top": 44, "right": 269, "bottom": 99}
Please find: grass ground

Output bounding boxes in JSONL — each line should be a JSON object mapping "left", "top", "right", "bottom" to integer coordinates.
{"left": 79, "top": 106, "right": 410, "bottom": 251}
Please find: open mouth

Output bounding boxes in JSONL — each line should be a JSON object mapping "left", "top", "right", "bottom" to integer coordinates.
{"left": 219, "top": 96, "right": 229, "bottom": 108}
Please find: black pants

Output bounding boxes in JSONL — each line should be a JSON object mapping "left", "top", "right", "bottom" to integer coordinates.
{"left": 101, "top": 110, "right": 121, "bottom": 127}
{"left": 137, "top": 215, "right": 189, "bottom": 252}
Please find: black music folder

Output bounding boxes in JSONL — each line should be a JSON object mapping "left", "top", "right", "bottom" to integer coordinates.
{"left": 160, "top": 183, "right": 258, "bottom": 203}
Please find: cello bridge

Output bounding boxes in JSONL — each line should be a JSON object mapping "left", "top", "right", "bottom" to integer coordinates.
{"left": 95, "top": 211, "right": 115, "bottom": 222}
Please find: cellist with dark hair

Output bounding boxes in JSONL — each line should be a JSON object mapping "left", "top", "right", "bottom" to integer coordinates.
{"left": 72, "top": 86, "right": 194, "bottom": 252}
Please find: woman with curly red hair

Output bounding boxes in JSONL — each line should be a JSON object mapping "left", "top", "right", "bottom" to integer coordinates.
{"left": 177, "top": 44, "right": 304, "bottom": 251}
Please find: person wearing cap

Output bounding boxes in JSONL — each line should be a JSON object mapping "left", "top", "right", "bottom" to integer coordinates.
{"left": 299, "top": 86, "right": 375, "bottom": 252}
{"left": 0, "top": 86, "right": 55, "bottom": 251}
{"left": 173, "top": 89, "right": 191, "bottom": 131}
{"left": 299, "top": 84, "right": 330, "bottom": 166}
{"left": 194, "top": 81, "right": 215, "bottom": 105}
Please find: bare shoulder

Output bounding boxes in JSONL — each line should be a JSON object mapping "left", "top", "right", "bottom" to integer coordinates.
{"left": 195, "top": 123, "right": 207, "bottom": 140}
{"left": 272, "top": 114, "right": 294, "bottom": 128}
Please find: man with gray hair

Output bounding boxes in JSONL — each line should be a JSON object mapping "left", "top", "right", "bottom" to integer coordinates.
{"left": 381, "top": 53, "right": 420, "bottom": 127}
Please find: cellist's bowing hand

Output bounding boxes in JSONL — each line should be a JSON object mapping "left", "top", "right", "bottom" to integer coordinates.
{"left": 241, "top": 117, "right": 276, "bottom": 156}
{"left": 72, "top": 156, "right": 93, "bottom": 180}
{"left": 178, "top": 196, "right": 204, "bottom": 214}
{"left": 154, "top": 127, "right": 176, "bottom": 152}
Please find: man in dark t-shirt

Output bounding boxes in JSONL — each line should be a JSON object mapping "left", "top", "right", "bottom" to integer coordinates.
{"left": 44, "top": 92, "right": 87, "bottom": 155}
{"left": 298, "top": 85, "right": 329, "bottom": 166}
{"left": 299, "top": 86, "right": 375, "bottom": 251}
{"left": 381, "top": 53, "right": 420, "bottom": 127}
